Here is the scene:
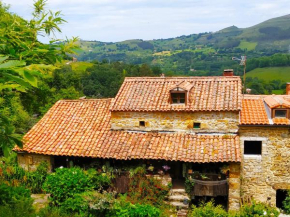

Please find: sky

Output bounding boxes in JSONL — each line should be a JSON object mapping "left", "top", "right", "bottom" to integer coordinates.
{"left": 3, "top": 0, "right": 290, "bottom": 43}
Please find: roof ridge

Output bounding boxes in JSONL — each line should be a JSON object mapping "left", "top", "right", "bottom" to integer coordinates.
{"left": 124, "top": 76, "right": 241, "bottom": 80}
{"left": 58, "top": 98, "right": 113, "bottom": 103}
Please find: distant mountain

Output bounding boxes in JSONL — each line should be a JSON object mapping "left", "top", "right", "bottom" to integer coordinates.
{"left": 76, "top": 14, "right": 290, "bottom": 75}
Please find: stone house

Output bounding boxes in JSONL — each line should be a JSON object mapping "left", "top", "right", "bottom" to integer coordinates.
{"left": 14, "top": 70, "right": 290, "bottom": 210}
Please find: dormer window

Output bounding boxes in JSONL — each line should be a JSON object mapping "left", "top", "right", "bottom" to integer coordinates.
{"left": 170, "top": 87, "right": 187, "bottom": 104}
{"left": 171, "top": 93, "right": 185, "bottom": 104}
{"left": 274, "top": 109, "right": 288, "bottom": 118}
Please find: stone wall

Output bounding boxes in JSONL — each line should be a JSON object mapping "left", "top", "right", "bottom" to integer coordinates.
{"left": 239, "top": 127, "right": 290, "bottom": 207}
{"left": 228, "top": 162, "right": 241, "bottom": 210}
{"left": 111, "top": 111, "right": 239, "bottom": 133}
{"left": 17, "top": 153, "right": 53, "bottom": 172}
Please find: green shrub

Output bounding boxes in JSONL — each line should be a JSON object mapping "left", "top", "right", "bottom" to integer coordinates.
{"left": 239, "top": 201, "right": 279, "bottom": 217}
{"left": 0, "top": 184, "right": 34, "bottom": 217}
{"left": 60, "top": 194, "right": 88, "bottom": 215}
{"left": 37, "top": 206, "right": 79, "bottom": 217}
{"left": 0, "top": 158, "right": 48, "bottom": 193}
{"left": 190, "top": 200, "right": 229, "bottom": 217}
{"left": 85, "top": 168, "right": 111, "bottom": 189}
{"left": 43, "top": 167, "right": 95, "bottom": 206}
{"left": 0, "top": 184, "right": 31, "bottom": 205}
{"left": 82, "top": 191, "right": 116, "bottom": 215}
{"left": 0, "top": 199, "right": 35, "bottom": 217}
{"left": 283, "top": 190, "right": 290, "bottom": 214}
{"left": 26, "top": 161, "right": 49, "bottom": 193}
{"left": 109, "top": 196, "right": 160, "bottom": 217}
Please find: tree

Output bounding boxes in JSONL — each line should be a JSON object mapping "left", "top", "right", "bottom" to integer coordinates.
{"left": 0, "top": 0, "right": 78, "bottom": 155}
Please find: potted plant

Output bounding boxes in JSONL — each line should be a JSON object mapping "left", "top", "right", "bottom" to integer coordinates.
{"left": 162, "top": 165, "right": 171, "bottom": 175}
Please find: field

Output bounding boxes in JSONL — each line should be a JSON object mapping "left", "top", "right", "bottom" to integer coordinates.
{"left": 247, "top": 67, "right": 290, "bottom": 82}
{"left": 238, "top": 41, "right": 257, "bottom": 51}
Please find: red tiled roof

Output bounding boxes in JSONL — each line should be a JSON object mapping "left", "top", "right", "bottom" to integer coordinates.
{"left": 15, "top": 99, "right": 241, "bottom": 163}
{"left": 111, "top": 77, "right": 242, "bottom": 112}
{"left": 264, "top": 95, "right": 290, "bottom": 108}
{"left": 240, "top": 98, "right": 269, "bottom": 125}
{"left": 272, "top": 118, "right": 290, "bottom": 125}
{"left": 241, "top": 95, "right": 290, "bottom": 126}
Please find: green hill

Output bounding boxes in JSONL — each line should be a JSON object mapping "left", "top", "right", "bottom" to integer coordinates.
{"left": 77, "top": 14, "right": 290, "bottom": 75}
{"left": 247, "top": 67, "right": 290, "bottom": 82}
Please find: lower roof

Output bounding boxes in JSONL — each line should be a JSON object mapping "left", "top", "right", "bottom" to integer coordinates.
{"left": 15, "top": 99, "right": 241, "bottom": 163}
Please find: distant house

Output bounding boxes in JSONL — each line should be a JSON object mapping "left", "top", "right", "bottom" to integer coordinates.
{"left": 15, "top": 69, "right": 290, "bottom": 210}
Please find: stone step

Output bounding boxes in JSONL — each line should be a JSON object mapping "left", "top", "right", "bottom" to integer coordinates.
{"left": 177, "top": 209, "right": 188, "bottom": 217}
{"left": 170, "top": 201, "right": 189, "bottom": 209}
{"left": 168, "top": 195, "right": 190, "bottom": 202}
{"left": 170, "top": 189, "right": 187, "bottom": 196}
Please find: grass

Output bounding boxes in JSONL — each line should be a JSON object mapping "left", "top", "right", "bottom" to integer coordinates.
{"left": 70, "top": 62, "right": 93, "bottom": 71}
{"left": 247, "top": 67, "right": 290, "bottom": 82}
{"left": 238, "top": 41, "right": 257, "bottom": 51}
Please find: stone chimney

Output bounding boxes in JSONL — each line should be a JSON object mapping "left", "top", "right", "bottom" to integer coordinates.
{"left": 286, "top": 83, "right": 290, "bottom": 95}
{"left": 223, "top": 69, "right": 234, "bottom": 76}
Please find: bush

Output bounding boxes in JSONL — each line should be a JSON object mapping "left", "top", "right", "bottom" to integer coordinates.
{"left": 239, "top": 201, "right": 279, "bottom": 217}
{"left": 127, "top": 166, "right": 170, "bottom": 207}
{"left": 0, "top": 157, "right": 49, "bottom": 193}
{"left": 43, "top": 167, "right": 111, "bottom": 206}
{"left": 0, "top": 199, "right": 35, "bottom": 217}
{"left": 190, "top": 200, "right": 229, "bottom": 217}
{"left": 0, "top": 184, "right": 31, "bottom": 205}
{"left": 43, "top": 167, "right": 95, "bottom": 205}
{"left": 0, "top": 184, "right": 34, "bottom": 217}
{"left": 283, "top": 190, "right": 290, "bottom": 214}
{"left": 60, "top": 194, "right": 88, "bottom": 215}
{"left": 109, "top": 196, "right": 160, "bottom": 217}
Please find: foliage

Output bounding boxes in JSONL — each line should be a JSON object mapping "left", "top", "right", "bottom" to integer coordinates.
{"left": 108, "top": 195, "right": 160, "bottom": 217}
{"left": 0, "top": 183, "right": 31, "bottom": 205}
{"left": 0, "top": 199, "right": 35, "bottom": 217}
{"left": 0, "top": 155, "right": 48, "bottom": 193}
{"left": 283, "top": 190, "right": 290, "bottom": 214}
{"left": 0, "top": 0, "right": 78, "bottom": 156}
{"left": 185, "top": 175, "right": 195, "bottom": 195}
{"left": 239, "top": 201, "right": 279, "bottom": 217}
{"left": 81, "top": 191, "right": 116, "bottom": 215}
{"left": 60, "top": 194, "right": 88, "bottom": 215}
{"left": 43, "top": 167, "right": 111, "bottom": 206}
{"left": 190, "top": 200, "right": 229, "bottom": 217}
{"left": 127, "top": 166, "right": 170, "bottom": 207}
{"left": 189, "top": 200, "right": 279, "bottom": 217}
{"left": 43, "top": 167, "right": 94, "bottom": 205}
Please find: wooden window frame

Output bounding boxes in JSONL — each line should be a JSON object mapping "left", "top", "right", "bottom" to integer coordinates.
{"left": 170, "top": 91, "right": 187, "bottom": 105}
{"left": 272, "top": 109, "right": 289, "bottom": 118}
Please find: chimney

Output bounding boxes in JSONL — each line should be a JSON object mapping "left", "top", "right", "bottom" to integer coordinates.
{"left": 223, "top": 69, "right": 234, "bottom": 76}
{"left": 286, "top": 83, "right": 290, "bottom": 95}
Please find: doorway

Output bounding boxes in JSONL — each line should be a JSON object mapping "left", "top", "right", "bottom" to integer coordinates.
{"left": 276, "top": 189, "right": 287, "bottom": 209}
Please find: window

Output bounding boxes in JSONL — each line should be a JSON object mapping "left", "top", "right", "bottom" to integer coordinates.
{"left": 244, "top": 141, "right": 262, "bottom": 155}
{"left": 274, "top": 110, "right": 287, "bottom": 118}
{"left": 193, "top": 122, "right": 201, "bottom": 129}
{"left": 171, "top": 92, "right": 185, "bottom": 104}
{"left": 139, "top": 121, "right": 145, "bottom": 127}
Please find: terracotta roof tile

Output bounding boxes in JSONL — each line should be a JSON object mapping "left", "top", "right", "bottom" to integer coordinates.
{"left": 272, "top": 118, "right": 290, "bottom": 125}
{"left": 15, "top": 99, "right": 240, "bottom": 163}
{"left": 264, "top": 95, "right": 290, "bottom": 108}
{"left": 111, "top": 77, "right": 242, "bottom": 112}
{"left": 240, "top": 98, "right": 269, "bottom": 125}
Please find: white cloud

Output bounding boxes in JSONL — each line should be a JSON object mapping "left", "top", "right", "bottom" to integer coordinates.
{"left": 3, "top": 0, "right": 290, "bottom": 42}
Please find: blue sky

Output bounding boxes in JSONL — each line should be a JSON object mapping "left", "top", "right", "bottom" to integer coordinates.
{"left": 4, "top": 0, "right": 290, "bottom": 43}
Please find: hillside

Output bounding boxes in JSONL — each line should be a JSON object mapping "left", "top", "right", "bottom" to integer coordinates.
{"left": 77, "top": 14, "right": 290, "bottom": 76}
{"left": 247, "top": 67, "right": 290, "bottom": 82}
